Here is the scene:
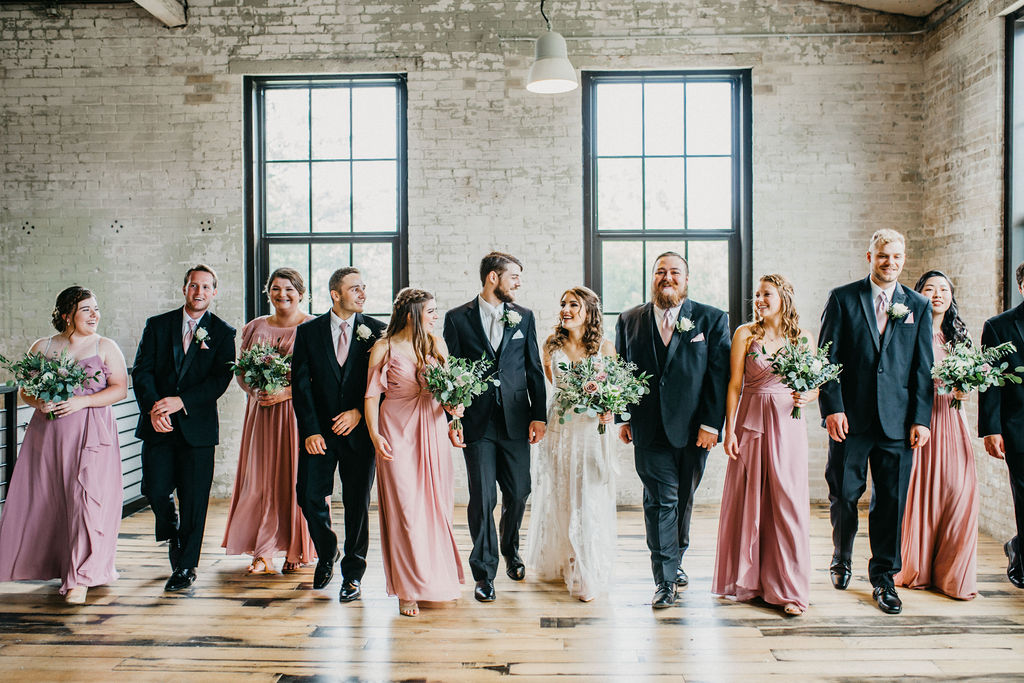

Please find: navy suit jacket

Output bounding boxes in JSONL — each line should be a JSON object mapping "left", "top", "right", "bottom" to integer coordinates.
{"left": 817, "top": 276, "right": 933, "bottom": 441}
{"left": 979, "top": 303, "right": 1024, "bottom": 453}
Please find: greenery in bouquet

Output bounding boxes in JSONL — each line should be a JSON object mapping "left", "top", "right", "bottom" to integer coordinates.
{"left": 423, "top": 356, "right": 499, "bottom": 431}
{"left": 932, "top": 340, "right": 1023, "bottom": 410}
{"left": 0, "top": 350, "right": 101, "bottom": 420}
{"left": 759, "top": 338, "right": 842, "bottom": 419}
{"left": 230, "top": 341, "right": 292, "bottom": 394}
{"left": 553, "top": 355, "right": 651, "bottom": 435}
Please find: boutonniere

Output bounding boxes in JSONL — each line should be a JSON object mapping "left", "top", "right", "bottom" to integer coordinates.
{"left": 355, "top": 323, "right": 373, "bottom": 341}
{"left": 886, "top": 302, "right": 910, "bottom": 321}
{"left": 501, "top": 308, "right": 522, "bottom": 328}
{"left": 675, "top": 316, "right": 695, "bottom": 333}
{"left": 194, "top": 326, "right": 210, "bottom": 349}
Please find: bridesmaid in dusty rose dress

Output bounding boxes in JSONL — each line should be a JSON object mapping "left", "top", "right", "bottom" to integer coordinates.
{"left": 0, "top": 286, "right": 128, "bottom": 605}
{"left": 364, "top": 288, "right": 464, "bottom": 617}
{"left": 895, "top": 270, "right": 978, "bottom": 600}
{"left": 222, "top": 268, "right": 316, "bottom": 574}
{"left": 713, "top": 274, "right": 814, "bottom": 616}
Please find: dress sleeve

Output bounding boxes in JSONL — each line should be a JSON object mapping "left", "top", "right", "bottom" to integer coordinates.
{"left": 365, "top": 356, "right": 390, "bottom": 398}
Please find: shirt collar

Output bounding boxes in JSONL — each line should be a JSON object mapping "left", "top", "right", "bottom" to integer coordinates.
{"left": 330, "top": 310, "right": 353, "bottom": 330}
{"left": 478, "top": 295, "right": 503, "bottom": 317}
{"left": 869, "top": 279, "right": 898, "bottom": 304}
{"left": 182, "top": 309, "right": 204, "bottom": 328}
{"left": 653, "top": 301, "right": 684, "bottom": 322}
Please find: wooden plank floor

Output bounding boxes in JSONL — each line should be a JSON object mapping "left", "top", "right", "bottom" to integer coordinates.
{"left": 2, "top": 501, "right": 1024, "bottom": 681}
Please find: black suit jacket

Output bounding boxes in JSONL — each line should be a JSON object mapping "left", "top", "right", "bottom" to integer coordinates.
{"left": 442, "top": 299, "right": 547, "bottom": 443}
{"left": 817, "top": 277, "right": 934, "bottom": 441}
{"left": 291, "top": 311, "right": 386, "bottom": 451}
{"left": 614, "top": 299, "right": 730, "bottom": 450}
{"left": 132, "top": 307, "right": 236, "bottom": 448}
{"left": 979, "top": 303, "right": 1024, "bottom": 453}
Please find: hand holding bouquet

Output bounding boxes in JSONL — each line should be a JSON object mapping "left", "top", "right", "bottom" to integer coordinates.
{"left": 932, "top": 341, "right": 1023, "bottom": 410}
{"left": 423, "top": 356, "right": 500, "bottom": 431}
{"left": 230, "top": 341, "right": 292, "bottom": 395}
{"left": 553, "top": 356, "right": 651, "bottom": 435}
{"left": 0, "top": 350, "right": 102, "bottom": 420}
{"left": 761, "top": 338, "right": 842, "bottom": 419}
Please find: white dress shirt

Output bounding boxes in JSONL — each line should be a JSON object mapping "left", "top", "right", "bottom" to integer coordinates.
{"left": 181, "top": 309, "right": 204, "bottom": 341}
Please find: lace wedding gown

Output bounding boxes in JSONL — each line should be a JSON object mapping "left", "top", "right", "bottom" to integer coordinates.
{"left": 526, "top": 349, "right": 617, "bottom": 600}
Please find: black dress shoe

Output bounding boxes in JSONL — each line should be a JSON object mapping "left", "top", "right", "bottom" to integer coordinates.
{"left": 674, "top": 566, "right": 689, "bottom": 586}
{"left": 474, "top": 579, "right": 496, "bottom": 602}
{"left": 1004, "top": 541, "right": 1024, "bottom": 588}
{"left": 313, "top": 549, "right": 341, "bottom": 590}
{"left": 830, "top": 562, "right": 852, "bottom": 590}
{"left": 505, "top": 554, "right": 526, "bottom": 582}
{"left": 338, "top": 579, "right": 362, "bottom": 602}
{"left": 652, "top": 581, "right": 677, "bottom": 609}
{"left": 165, "top": 567, "right": 197, "bottom": 592}
{"left": 872, "top": 585, "right": 902, "bottom": 614}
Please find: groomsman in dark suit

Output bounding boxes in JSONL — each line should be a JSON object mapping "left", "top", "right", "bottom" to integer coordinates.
{"left": 615, "top": 251, "right": 730, "bottom": 608}
{"left": 818, "top": 229, "right": 933, "bottom": 614}
{"left": 443, "top": 251, "right": 547, "bottom": 603}
{"left": 291, "top": 266, "right": 386, "bottom": 602}
{"left": 133, "top": 265, "right": 236, "bottom": 592}
{"left": 979, "top": 261, "right": 1024, "bottom": 589}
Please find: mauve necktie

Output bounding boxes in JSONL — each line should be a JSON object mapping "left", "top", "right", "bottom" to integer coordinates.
{"left": 336, "top": 320, "right": 350, "bottom": 366}
{"left": 490, "top": 310, "right": 503, "bottom": 351}
{"left": 660, "top": 309, "right": 674, "bottom": 346}
{"left": 876, "top": 292, "right": 888, "bottom": 336}
{"left": 183, "top": 319, "right": 196, "bottom": 353}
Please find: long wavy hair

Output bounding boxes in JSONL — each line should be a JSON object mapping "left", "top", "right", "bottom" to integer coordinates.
{"left": 914, "top": 270, "right": 970, "bottom": 346}
{"left": 385, "top": 287, "right": 444, "bottom": 368}
{"left": 51, "top": 285, "right": 95, "bottom": 333}
{"left": 545, "top": 286, "right": 604, "bottom": 357}
{"left": 750, "top": 274, "right": 802, "bottom": 344}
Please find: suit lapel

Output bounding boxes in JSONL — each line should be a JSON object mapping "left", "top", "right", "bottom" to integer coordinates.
{"left": 468, "top": 299, "right": 496, "bottom": 360}
{"left": 172, "top": 309, "right": 185, "bottom": 375}
{"left": 662, "top": 298, "right": 691, "bottom": 376}
{"left": 178, "top": 311, "right": 208, "bottom": 380}
{"left": 880, "top": 285, "right": 905, "bottom": 355}
{"left": 340, "top": 313, "right": 363, "bottom": 386}
{"left": 641, "top": 303, "right": 659, "bottom": 371}
{"left": 1014, "top": 304, "right": 1024, "bottom": 348}
{"left": 859, "top": 278, "right": 881, "bottom": 352}
{"left": 496, "top": 305, "right": 514, "bottom": 358}
{"left": 320, "top": 314, "right": 342, "bottom": 384}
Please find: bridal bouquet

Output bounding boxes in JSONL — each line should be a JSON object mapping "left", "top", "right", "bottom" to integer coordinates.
{"left": 761, "top": 338, "right": 842, "bottom": 419}
{"left": 553, "top": 356, "right": 651, "bottom": 435}
{"left": 0, "top": 350, "right": 101, "bottom": 420}
{"left": 230, "top": 341, "right": 292, "bottom": 393}
{"left": 932, "top": 341, "right": 1023, "bottom": 410}
{"left": 423, "top": 356, "right": 500, "bottom": 431}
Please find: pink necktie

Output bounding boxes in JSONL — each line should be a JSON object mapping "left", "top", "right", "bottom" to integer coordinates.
{"left": 876, "top": 292, "right": 888, "bottom": 336}
{"left": 183, "top": 319, "right": 196, "bottom": 353}
{"left": 336, "top": 320, "right": 350, "bottom": 366}
{"left": 661, "top": 310, "right": 674, "bottom": 346}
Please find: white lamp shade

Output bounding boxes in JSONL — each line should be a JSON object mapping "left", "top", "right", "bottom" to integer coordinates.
{"left": 526, "top": 30, "right": 578, "bottom": 94}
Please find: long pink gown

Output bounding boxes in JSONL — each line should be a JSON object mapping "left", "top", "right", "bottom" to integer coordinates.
{"left": 222, "top": 316, "right": 316, "bottom": 565}
{"left": 895, "top": 332, "right": 978, "bottom": 600}
{"left": 0, "top": 354, "right": 122, "bottom": 594}
{"left": 366, "top": 349, "right": 464, "bottom": 601}
{"left": 712, "top": 340, "right": 811, "bottom": 611}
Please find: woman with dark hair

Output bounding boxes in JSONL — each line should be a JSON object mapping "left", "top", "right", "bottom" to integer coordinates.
{"left": 526, "top": 286, "right": 617, "bottom": 601}
{"left": 0, "top": 286, "right": 128, "bottom": 604}
{"left": 364, "top": 288, "right": 465, "bottom": 617}
{"left": 222, "top": 268, "right": 316, "bottom": 574}
{"left": 895, "top": 270, "right": 978, "bottom": 599}
{"left": 713, "top": 274, "right": 813, "bottom": 616}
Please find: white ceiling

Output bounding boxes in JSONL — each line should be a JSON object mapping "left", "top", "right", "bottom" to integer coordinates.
{"left": 823, "top": 0, "right": 948, "bottom": 17}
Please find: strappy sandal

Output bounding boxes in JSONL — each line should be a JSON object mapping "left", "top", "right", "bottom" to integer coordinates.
{"left": 399, "top": 599, "right": 419, "bottom": 617}
{"left": 282, "top": 560, "right": 301, "bottom": 573}
{"left": 783, "top": 603, "right": 804, "bottom": 616}
{"left": 246, "top": 557, "right": 275, "bottom": 575}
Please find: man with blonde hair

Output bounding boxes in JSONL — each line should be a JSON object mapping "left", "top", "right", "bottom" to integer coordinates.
{"left": 817, "top": 229, "right": 934, "bottom": 614}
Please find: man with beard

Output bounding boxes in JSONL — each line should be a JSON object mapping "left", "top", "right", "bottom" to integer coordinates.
{"left": 615, "top": 252, "right": 730, "bottom": 608}
{"left": 443, "top": 251, "right": 547, "bottom": 603}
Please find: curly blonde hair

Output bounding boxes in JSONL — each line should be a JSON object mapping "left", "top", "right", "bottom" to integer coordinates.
{"left": 385, "top": 287, "right": 444, "bottom": 369}
{"left": 750, "top": 274, "right": 801, "bottom": 344}
{"left": 545, "top": 287, "right": 604, "bottom": 357}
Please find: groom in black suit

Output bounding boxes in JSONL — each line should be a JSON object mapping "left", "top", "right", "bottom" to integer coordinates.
{"left": 615, "top": 251, "right": 730, "bottom": 608}
{"left": 818, "top": 229, "right": 933, "bottom": 614}
{"left": 443, "top": 251, "right": 547, "bottom": 603}
{"left": 291, "top": 266, "right": 386, "bottom": 602}
{"left": 133, "top": 264, "right": 236, "bottom": 592}
{"left": 979, "top": 261, "right": 1024, "bottom": 589}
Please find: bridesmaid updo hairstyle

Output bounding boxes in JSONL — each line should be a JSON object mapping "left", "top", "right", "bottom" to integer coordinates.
{"left": 751, "top": 274, "right": 802, "bottom": 344}
{"left": 386, "top": 287, "right": 444, "bottom": 368}
{"left": 264, "top": 267, "right": 306, "bottom": 298}
{"left": 51, "top": 286, "right": 95, "bottom": 333}
{"left": 913, "top": 270, "right": 971, "bottom": 346}
{"left": 545, "top": 286, "right": 604, "bottom": 357}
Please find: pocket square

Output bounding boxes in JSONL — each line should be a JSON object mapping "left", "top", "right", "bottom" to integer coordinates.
{"left": 690, "top": 332, "right": 705, "bottom": 343}
{"left": 904, "top": 312, "right": 914, "bottom": 324}
{"left": 512, "top": 330, "right": 524, "bottom": 340}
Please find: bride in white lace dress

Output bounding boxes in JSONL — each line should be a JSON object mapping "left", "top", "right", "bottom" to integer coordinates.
{"left": 526, "top": 287, "right": 618, "bottom": 602}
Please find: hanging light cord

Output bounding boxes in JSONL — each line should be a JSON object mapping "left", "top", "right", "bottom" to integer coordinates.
{"left": 540, "top": 0, "right": 551, "bottom": 31}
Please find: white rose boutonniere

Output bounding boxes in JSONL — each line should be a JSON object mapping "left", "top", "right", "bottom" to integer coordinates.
{"left": 675, "top": 316, "right": 695, "bottom": 333}
{"left": 887, "top": 302, "right": 910, "bottom": 321}
{"left": 356, "top": 324, "right": 373, "bottom": 341}
{"left": 501, "top": 309, "right": 522, "bottom": 328}
{"left": 194, "top": 326, "right": 210, "bottom": 350}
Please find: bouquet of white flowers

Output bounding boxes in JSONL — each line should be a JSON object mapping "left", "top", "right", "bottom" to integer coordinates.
{"left": 0, "top": 350, "right": 102, "bottom": 420}
{"left": 553, "top": 356, "right": 651, "bottom": 435}
{"left": 760, "top": 338, "right": 843, "bottom": 419}
{"left": 932, "top": 341, "right": 1023, "bottom": 410}
{"left": 230, "top": 341, "right": 292, "bottom": 394}
{"left": 423, "top": 356, "right": 499, "bottom": 431}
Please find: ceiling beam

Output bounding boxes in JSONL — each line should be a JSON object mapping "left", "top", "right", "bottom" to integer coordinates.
{"left": 133, "top": 0, "right": 186, "bottom": 28}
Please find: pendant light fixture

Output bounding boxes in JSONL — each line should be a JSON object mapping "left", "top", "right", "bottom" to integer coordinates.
{"left": 526, "top": 0, "right": 578, "bottom": 94}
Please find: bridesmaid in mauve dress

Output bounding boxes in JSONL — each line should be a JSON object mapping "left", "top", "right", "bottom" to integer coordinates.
{"left": 895, "top": 270, "right": 978, "bottom": 600}
{"left": 0, "top": 286, "right": 128, "bottom": 605}
{"left": 713, "top": 274, "right": 814, "bottom": 616}
{"left": 223, "top": 268, "right": 316, "bottom": 574}
{"left": 364, "top": 288, "right": 464, "bottom": 617}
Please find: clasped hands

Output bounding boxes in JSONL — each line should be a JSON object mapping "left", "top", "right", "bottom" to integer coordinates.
{"left": 149, "top": 396, "right": 184, "bottom": 433}
{"left": 38, "top": 395, "right": 88, "bottom": 419}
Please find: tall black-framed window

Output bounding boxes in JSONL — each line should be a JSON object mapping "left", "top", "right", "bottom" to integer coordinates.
{"left": 244, "top": 75, "right": 408, "bottom": 319}
{"left": 583, "top": 70, "right": 752, "bottom": 333}
{"left": 1006, "top": 14, "right": 1024, "bottom": 308}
